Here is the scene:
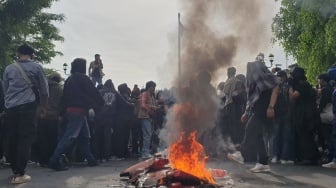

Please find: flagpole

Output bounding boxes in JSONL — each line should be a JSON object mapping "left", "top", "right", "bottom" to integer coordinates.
{"left": 178, "top": 12, "right": 181, "bottom": 86}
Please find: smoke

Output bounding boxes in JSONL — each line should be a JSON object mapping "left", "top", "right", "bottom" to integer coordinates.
{"left": 161, "top": 0, "right": 274, "bottom": 152}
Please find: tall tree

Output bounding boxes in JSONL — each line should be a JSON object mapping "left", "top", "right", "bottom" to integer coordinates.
{"left": 272, "top": 0, "right": 336, "bottom": 83}
{"left": 0, "top": 0, "right": 64, "bottom": 74}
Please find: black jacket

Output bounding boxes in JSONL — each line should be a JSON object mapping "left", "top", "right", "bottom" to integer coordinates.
{"left": 61, "top": 73, "right": 104, "bottom": 112}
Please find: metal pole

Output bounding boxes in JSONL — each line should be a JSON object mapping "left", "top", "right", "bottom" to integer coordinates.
{"left": 178, "top": 13, "right": 181, "bottom": 85}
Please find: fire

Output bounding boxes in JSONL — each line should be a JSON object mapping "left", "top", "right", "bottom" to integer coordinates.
{"left": 168, "top": 131, "right": 215, "bottom": 184}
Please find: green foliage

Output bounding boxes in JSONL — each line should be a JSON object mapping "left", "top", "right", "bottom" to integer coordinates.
{"left": 0, "top": 0, "right": 64, "bottom": 75}
{"left": 273, "top": 0, "right": 336, "bottom": 84}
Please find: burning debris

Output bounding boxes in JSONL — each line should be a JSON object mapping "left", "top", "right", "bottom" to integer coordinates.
{"left": 120, "top": 132, "right": 227, "bottom": 187}
{"left": 120, "top": 153, "right": 226, "bottom": 188}
{"left": 168, "top": 132, "right": 214, "bottom": 184}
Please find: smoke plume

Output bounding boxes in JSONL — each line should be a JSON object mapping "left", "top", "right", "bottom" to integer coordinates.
{"left": 162, "top": 0, "right": 274, "bottom": 152}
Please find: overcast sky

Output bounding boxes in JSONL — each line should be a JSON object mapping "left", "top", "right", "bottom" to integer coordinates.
{"left": 47, "top": 0, "right": 289, "bottom": 89}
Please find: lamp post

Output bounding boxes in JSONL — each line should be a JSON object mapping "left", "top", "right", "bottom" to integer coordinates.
{"left": 63, "top": 63, "right": 68, "bottom": 75}
{"left": 256, "top": 52, "right": 275, "bottom": 68}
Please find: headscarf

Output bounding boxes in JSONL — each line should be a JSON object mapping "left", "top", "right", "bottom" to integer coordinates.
{"left": 103, "top": 79, "right": 116, "bottom": 93}
{"left": 71, "top": 58, "right": 86, "bottom": 74}
{"left": 246, "top": 60, "right": 280, "bottom": 108}
{"left": 290, "top": 67, "right": 306, "bottom": 81}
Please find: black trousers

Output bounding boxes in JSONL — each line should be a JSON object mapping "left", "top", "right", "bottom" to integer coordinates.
{"left": 241, "top": 114, "right": 268, "bottom": 165}
{"left": 131, "top": 118, "right": 142, "bottom": 154}
{"left": 112, "top": 117, "right": 131, "bottom": 158}
{"left": 4, "top": 102, "right": 37, "bottom": 175}
{"left": 35, "top": 119, "right": 58, "bottom": 165}
{"left": 92, "top": 125, "right": 112, "bottom": 160}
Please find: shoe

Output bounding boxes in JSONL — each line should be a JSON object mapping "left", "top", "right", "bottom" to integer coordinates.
{"left": 10, "top": 174, "right": 32, "bottom": 184}
{"left": 250, "top": 163, "right": 271, "bottom": 173}
{"left": 227, "top": 151, "right": 244, "bottom": 164}
{"left": 271, "top": 157, "right": 278, "bottom": 163}
{"left": 322, "top": 161, "right": 336, "bottom": 168}
{"left": 59, "top": 154, "right": 70, "bottom": 170}
{"left": 280, "top": 160, "right": 294, "bottom": 164}
{"left": 49, "top": 162, "right": 69, "bottom": 171}
{"left": 49, "top": 154, "right": 69, "bottom": 171}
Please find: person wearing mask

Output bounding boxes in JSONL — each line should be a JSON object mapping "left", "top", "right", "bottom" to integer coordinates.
{"left": 228, "top": 60, "right": 280, "bottom": 173}
{"left": 271, "top": 71, "right": 294, "bottom": 164}
{"left": 3, "top": 44, "right": 49, "bottom": 184}
{"left": 49, "top": 58, "right": 104, "bottom": 171}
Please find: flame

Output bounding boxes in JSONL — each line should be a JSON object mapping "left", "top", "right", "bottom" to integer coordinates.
{"left": 168, "top": 131, "right": 215, "bottom": 184}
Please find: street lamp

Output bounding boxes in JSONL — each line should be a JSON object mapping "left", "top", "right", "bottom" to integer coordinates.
{"left": 256, "top": 52, "right": 275, "bottom": 68}
{"left": 63, "top": 63, "right": 68, "bottom": 75}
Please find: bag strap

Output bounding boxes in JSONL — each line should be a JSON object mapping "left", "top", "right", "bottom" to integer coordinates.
{"left": 13, "top": 62, "right": 33, "bottom": 86}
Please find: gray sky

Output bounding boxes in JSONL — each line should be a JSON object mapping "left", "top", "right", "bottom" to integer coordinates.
{"left": 47, "top": 0, "right": 290, "bottom": 89}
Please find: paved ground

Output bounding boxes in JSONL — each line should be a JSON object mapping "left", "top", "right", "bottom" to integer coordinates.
{"left": 0, "top": 158, "right": 335, "bottom": 188}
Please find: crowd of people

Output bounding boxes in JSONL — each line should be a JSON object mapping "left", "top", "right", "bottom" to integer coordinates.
{"left": 0, "top": 44, "right": 172, "bottom": 184}
{"left": 1, "top": 44, "right": 336, "bottom": 185}
{"left": 224, "top": 53, "right": 336, "bottom": 173}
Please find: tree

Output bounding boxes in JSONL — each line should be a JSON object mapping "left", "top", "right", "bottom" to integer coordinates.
{"left": 272, "top": 0, "right": 336, "bottom": 84}
{"left": 0, "top": 0, "right": 64, "bottom": 74}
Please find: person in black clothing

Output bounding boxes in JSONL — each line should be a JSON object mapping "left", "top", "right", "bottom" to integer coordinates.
{"left": 111, "top": 83, "right": 134, "bottom": 159}
{"left": 289, "top": 67, "right": 319, "bottom": 165}
{"left": 92, "top": 79, "right": 117, "bottom": 161}
{"left": 49, "top": 58, "right": 104, "bottom": 171}
{"left": 222, "top": 68, "right": 246, "bottom": 144}
{"left": 228, "top": 60, "right": 280, "bottom": 173}
{"left": 131, "top": 84, "right": 140, "bottom": 99}
{"left": 270, "top": 71, "right": 295, "bottom": 164}
{"left": 130, "top": 84, "right": 142, "bottom": 156}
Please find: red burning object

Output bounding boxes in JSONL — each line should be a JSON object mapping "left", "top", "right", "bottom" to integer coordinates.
{"left": 120, "top": 155, "right": 221, "bottom": 187}
{"left": 120, "top": 132, "right": 226, "bottom": 187}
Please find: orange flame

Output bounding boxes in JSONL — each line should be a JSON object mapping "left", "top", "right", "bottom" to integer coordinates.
{"left": 168, "top": 131, "right": 215, "bottom": 184}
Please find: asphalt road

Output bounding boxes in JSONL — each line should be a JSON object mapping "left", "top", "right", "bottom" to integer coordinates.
{"left": 0, "top": 158, "right": 335, "bottom": 188}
